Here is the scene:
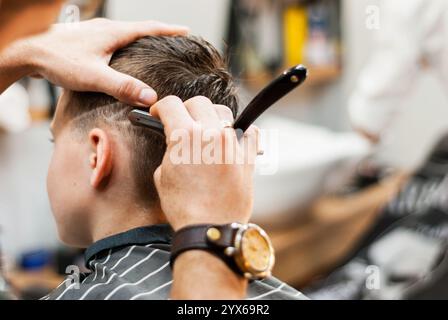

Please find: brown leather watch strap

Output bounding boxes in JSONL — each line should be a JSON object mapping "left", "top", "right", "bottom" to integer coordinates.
{"left": 170, "top": 224, "right": 241, "bottom": 275}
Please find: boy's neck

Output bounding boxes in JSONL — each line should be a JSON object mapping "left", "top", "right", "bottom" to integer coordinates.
{"left": 88, "top": 201, "right": 166, "bottom": 243}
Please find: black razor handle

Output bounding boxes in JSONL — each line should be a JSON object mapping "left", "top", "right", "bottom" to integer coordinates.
{"left": 233, "top": 65, "right": 307, "bottom": 136}
{"left": 128, "top": 109, "right": 165, "bottom": 136}
{"left": 129, "top": 64, "right": 308, "bottom": 137}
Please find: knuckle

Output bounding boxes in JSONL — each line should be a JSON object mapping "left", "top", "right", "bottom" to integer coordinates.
{"left": 117, "top": 78, "right": 138, "bottom": 99}
{"left": 246, "top": 125, "right": 259, "bottom": 136}
{"left": 91, "top": 17, "right": 109, "bottom": 25}
{"left": 185, "top": 95, "right": 212, "bottom": 106}
{"left": 217, "top": 105, "right": 234, "bottom": 119}
{"left": 162, "top": 95, "right": 183, "bottom": 106}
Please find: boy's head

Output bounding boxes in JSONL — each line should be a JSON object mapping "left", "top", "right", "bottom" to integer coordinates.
{"left": 48, "top": 36, "right": 238, "bottom": 246}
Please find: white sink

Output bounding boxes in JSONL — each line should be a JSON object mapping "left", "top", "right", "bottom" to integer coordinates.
{"left": 252, "top": 116, "right": 371, "bottom": 226}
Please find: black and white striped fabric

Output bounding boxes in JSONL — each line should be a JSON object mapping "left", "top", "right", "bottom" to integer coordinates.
{"left": 42, "top": 225, "right": 307, "bottom": 300}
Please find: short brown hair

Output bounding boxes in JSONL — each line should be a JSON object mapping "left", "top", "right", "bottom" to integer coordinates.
{"left": 63, "top": 36, "right": 239, "bottom": 206}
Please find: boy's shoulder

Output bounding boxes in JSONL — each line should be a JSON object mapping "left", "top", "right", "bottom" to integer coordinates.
{"left": 43, "top": 225, "right": 307, "bottom": 300}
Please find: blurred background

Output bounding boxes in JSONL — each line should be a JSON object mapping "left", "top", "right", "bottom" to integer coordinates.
{"left": 1, "top": 0, "right": 448, "bottom": 300}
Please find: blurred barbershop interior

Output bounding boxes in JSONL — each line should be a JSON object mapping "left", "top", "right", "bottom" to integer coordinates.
{"left": 1, "top": 0, "right": 448, "bottom": 300}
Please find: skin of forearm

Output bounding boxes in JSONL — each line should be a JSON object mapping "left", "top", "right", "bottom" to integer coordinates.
{"left": 0, "top": 40, "right": 34, "bottom": 94}
{"left": 171, "top": 251, "right": 248, "bottom": 300}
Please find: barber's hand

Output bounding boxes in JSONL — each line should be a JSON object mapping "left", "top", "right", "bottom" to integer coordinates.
{"left": 5, "top": 19, "right": 189, "bottom": 106}
{"left": 151, "top": 96, "right": 259, "bottom": 231}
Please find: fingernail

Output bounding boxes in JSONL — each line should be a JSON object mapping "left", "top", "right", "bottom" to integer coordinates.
{"left": 138, "top": 88, "right": 157, "bottom": 106}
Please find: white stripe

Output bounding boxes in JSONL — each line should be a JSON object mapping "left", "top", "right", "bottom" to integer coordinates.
{"left": 129, "top": 280, "right": 173, "bottom": 300}
{"left": 40, "top": 278, "right": 70, "bottom": 300}
{"left": 100, "top": 249, "right": 113, "bottom": 279}
{"left": 101, "top": 266, "right": 107, "bottom": 280}
{"left": 294, "top": 291, "right": 310, "bottom": 300}
{"left": 55, "top": 283, "right": 77, "bottom": 300}
{"left": 119, "top": 249, "right": 159, "bottom": 278}
{"left": 107, "top": 244, "right": 152, "bottom": 271}
{"left": 102, "top": 249, "right": 113, "bottom": 264}
{"left": 82, "top": 249, "right": 114, "bottom": 284}
{"left": 78, "top": 244, "right": 155, "bottom": 299}
{"left": 88, "top": 255, "right": 96, "bottom": 267}
{"left": 110, "top": 245, "right": 136, "bottom": 270}
{"left": 79, "top": 273, "right": 118, "bottom": 300}
{"left": 247, "top": 283, "right": 286, "bottom": 300}
{"left": 104, "top": 261, "right": 169, "bottom": 300}
{"left": 56, "top": 278, "right": 71, "bottom": 289}
{"left": 91, "top": 263, "right": 100, "bottom": 282}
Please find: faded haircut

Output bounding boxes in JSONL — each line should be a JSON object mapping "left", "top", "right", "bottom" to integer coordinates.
{"left": 61, "top": 36, "right": 239, "bottom": 206}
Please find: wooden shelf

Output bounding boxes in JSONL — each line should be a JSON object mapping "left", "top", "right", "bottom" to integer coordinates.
{"left": 6, "top": 267, "right": 64, "bottom": 295}
{"left": 305, "top": 65, "right": 341, "bottom": 86}
{"left": 29, "top": 108, "right": 50, "bottom": 123}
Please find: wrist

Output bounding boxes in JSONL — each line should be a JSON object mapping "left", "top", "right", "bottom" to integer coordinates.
{"left": 172, "top": 250, "right": 247, "bottom": 300}
{"left": 171, "top": 222, "right": 275, "bottom": 280}
{"left": 169, "top": 209, "right": 251, "bottom": 232}
{"left": 0, "top": 41, "right": 33, "bottom": 93}
{"left": 19, "top": 36, "right": 49, "bottom": 76}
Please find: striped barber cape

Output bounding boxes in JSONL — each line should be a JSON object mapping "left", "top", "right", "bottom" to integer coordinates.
{"left": 42, "top": 225, "right": 308, "bottom": 300}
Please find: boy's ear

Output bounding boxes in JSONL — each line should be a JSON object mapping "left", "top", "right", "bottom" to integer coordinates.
{"left": 88, "top": 128, "right": 113, "bottom": 189}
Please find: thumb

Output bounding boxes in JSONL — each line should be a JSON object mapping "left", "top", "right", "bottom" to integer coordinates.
{"left": 97, "top": 66, "right": 158, "bottom": 107}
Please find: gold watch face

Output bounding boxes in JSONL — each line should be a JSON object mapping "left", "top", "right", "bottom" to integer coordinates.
{"left": 240, "top": 226, "right": 273, "bottom": 273}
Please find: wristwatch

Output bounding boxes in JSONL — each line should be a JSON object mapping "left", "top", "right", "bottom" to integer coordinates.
{"left": 170, "top": 223, "right": 275, "bottom": 280}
